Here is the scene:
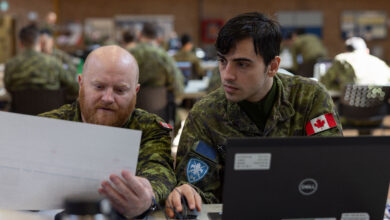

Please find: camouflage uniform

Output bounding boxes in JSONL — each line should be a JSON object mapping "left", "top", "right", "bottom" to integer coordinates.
{"left": 174, "top": 50, "right": 204, "bottom": 78}
{"left": 291, "top": 34, "right": 327, "bottom": 77}
{"left": 39, "top": 101, "right": 176, "bottom": 205}
{"left": 130, "top": 42, "right": 184, "bottom": 97}
{"left": 4, "top": 49, "right": 78, "bottom": 99}
{"left": 175, "top": 73, "right": 343, "bottom": 204}
{"left": 319, "top": 59, "right": 355, "bottom": 92}
{"left": 52, "top": 48, "right": 78, "bottom": 81}
{"left": 320, "top": 51, "right": 390, "bottom": 92}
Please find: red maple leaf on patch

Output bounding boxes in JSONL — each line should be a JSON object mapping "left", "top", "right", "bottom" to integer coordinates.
{"left": 314, "top": 119, "right": 325, "bottom": 128}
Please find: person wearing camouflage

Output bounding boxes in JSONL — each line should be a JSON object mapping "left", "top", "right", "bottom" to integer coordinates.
{"left": 174, "top": 34, "right": 205, "bottom": 79}
{"left": 130, "top": 23, "right": 184, "bottom": 124}
{"left": 40, "top": 28, "right": 78, "bottom": 81}
{"left": 4, "top": 25, "right": 78, "bottom": 100}
{"left": 39, "top": 45, "right": 175, "bottom": 219}
{"left": 320, "top": 37, "right": 390, "bottom": 92}
{"left": 165, "top": 12, "right": 343, "bottom": 217}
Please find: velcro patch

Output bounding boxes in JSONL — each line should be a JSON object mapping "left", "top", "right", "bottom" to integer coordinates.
{"left": 186, "top": 158, "right": 209, "bottom": 183}
{"left": 195, "top": 141, "right": 216, "bottom": 160}
{"left": 159, "top": 122, "right": 173, "bottom": 130}
{"left": 306, "top": 113, "right": 337, "bottom": 136}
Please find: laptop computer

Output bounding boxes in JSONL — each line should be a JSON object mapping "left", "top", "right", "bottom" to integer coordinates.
{"left": 221, "top": 136, "right": 390, "bottom": 220}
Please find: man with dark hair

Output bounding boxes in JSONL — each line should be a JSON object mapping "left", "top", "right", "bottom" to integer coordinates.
{"left": 122, "top": 29, "right": 137, "bottom": 50}
{"left": 174, "top": 34, "right": 204, "bottom": 78}
{"left": 130, "top": 22, "right": 184, "bottom": 122}
{"left": 165, "top": 12, "right": 342, "bottom": 217}
{"left": 4, "top": 25, "right": 78, "bottom": 101}
{"left": 40, "top": 28, "right": 78, "bottom": 82}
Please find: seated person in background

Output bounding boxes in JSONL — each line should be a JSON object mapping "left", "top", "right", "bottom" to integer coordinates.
{"left": 290, "top": 28, "right": 327, "bottom": 78}
{"left": 39, "top": 45, "right": 176, "bottom": 219}
{"left": 165, "top": 12, "right": 343, "bottom": 217}
{"left": 320, "top": 37, "right": 390, "bottom": 92}
{"left": 4, "top": 24, "right": 78, "bottom": 101}
{"left": 130, "top": 22, "right": 184, "bottom": 122}
{"left": 40, "top": 28, "right": 78, "bottom": 82}
{"left": 122, "top": 29, "right": 137, "bottom": 50}
{"left": 174, "top": 34, "right": 205, "bottom": 79}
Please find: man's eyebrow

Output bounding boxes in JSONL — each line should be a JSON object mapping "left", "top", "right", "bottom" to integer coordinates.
{"left": 232, "top": 57, "right": 253, "bottom": 63}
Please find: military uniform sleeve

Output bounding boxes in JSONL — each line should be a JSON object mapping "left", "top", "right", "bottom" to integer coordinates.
{"left": 305, "top": 83, "right": 343, "bottom": 136}
{"left": 4, "top": 63, "right": 13, "bottom": 92}
{"left": 319, "top": 60, "right": 356, "bottom": 92}
{"left": 135, "top": 118, "right": 176, "bottom": 205}
{"left": 175, "top": 111, "right": 221, "bottom": 204}
{"left": 192, "top": 57, "right": 205, "bottom": 78}
{"left": 57, "top": 61, "right": 79, "bottom": 101}
{"left": 165, "top": 54, "right": 184, "bottom": 98}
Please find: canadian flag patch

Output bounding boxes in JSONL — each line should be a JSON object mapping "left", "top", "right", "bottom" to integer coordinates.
{"left": 305, "top": 113, "right": 337, "bottom": 136}
{"left": 159, "top": 122, "right": 173, "bottom": 130}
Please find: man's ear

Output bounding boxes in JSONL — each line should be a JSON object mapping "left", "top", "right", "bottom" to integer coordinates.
{"left": 268, "top": 56, "right": 280, "bottom": 77}
{"left": 136, "top": 83, "right": 140, "bottom": 93}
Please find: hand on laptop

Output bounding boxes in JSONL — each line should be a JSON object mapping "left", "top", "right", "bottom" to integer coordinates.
{"left": 98, "top": 170, "right": 155, "bottom": 219}
{"left": 165, "top": 184, "right": 202, "bottom": 218}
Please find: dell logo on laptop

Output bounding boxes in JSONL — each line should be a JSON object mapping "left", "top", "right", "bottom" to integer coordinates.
{"left": 298, "top": 178, "right": 318, "bottom": 195}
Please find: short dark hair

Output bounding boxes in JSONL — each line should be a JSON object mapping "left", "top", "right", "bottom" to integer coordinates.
{"left": 141, "top": 22, "right": 158, "bottom": 39}
{"left": 215, "top": 12, "right": 281, "bottom": 66}
{"left": 180, "top": 34, "right": 192, "bottom": 47}
{"left": 122, "top": 30, "right": 136, "bottom": 43}
{"left": 19, "top": 24, "right": 40, "bottom": 48}
{"left": 40, "top": 28, "right": 53, "bottom": 37}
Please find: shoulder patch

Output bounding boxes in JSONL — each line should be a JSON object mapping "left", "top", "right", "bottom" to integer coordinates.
{"left": 158, "top": 121, "right": 173, "bottom": 130}
{"left": 186, "top": 158, "right": 209, "bottom": 183}
{"left": 306, "top": 113, "right": 337, "bottom": 136}
{"left": 195, "top": 141, "right": 216, "bottom": 160}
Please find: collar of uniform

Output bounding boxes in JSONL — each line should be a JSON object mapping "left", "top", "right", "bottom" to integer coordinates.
{"left": 263, "top": 74, "right": 295, "bottom": 135}
{"left": 225, "top": 95, "right": 264, "bottom": 136}
{"left": 74, "top": 100, "right": 83, "bottom": 122}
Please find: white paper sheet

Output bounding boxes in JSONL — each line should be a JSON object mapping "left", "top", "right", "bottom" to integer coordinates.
{"left": 0, "top": 111, "right": 141, "bottom": 210}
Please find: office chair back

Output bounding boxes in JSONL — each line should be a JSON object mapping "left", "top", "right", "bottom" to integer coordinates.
{"left": 339, "top": 84, "right": 390, "bottom": 131}
{"left": 136, "top": 86, "right": 173, "bottom": 123}
{"left": 11, "top": 89, "right": 66, "bottom": 115}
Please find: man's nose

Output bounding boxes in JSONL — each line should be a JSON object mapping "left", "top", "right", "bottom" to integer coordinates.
{"left": 221, "top": 63, "right": 236, "bottom": 81}
{"left": 101, "top": 88, "right": 115, "bottom": 104}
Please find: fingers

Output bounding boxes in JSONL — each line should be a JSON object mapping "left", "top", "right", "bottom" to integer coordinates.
{"left": 194, "top": 190, "right": 202, "bottom": 211}
{"left": 165, "top": 187, "right": 182, "bottom": 218}
{"left": 121, "top": 170, "right": 150, "bottom": 200}
{"left": 99, "top": 180, "right": 128, "bottom": 214}
{"left": 164, "top": 184, "right": 203, "bottom": 218}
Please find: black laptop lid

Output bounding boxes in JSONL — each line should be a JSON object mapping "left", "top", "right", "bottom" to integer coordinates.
{"left": 222, "top": 136, "right": 390, "bottom": 220}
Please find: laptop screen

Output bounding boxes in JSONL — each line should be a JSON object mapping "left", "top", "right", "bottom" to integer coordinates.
{"left": 222, "top": 136, "right": 390, "bottom": 220}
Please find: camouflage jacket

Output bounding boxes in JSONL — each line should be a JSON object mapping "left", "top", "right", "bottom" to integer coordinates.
{"left": 291, "top": 34, "right": 327, "bottom": 71}
{"left": 39, "top": 101, "right": 176, "bottom": 205}
{"left": 319, "top": 59, "right": 355, "bottom": 92}
{"left": 52, "top": 48, "right": 78, "bottom": 80}
{"left": 174, "top": 50, "right": 204, "bottom": 78}
{"left": 175, "top": 73, "right": 343, "bottom": 203}
{"left": 4, "top": 49, "right": 78, "bottom": 98}
{"left": 320, "top": 51, "right": 390, "bottom": 92}
{"left": 130, "top": 43, "right": 184, "bottom": 97}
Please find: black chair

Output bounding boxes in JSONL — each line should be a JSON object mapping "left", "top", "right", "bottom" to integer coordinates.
{"left": 136, "top": 86, "right": 175, "bottom": 124}
{"left": 338, "top": 84, "right": 390, "bottom": 134}
{"left": 11, "top": 89, "right": 67, "bottom": 115}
